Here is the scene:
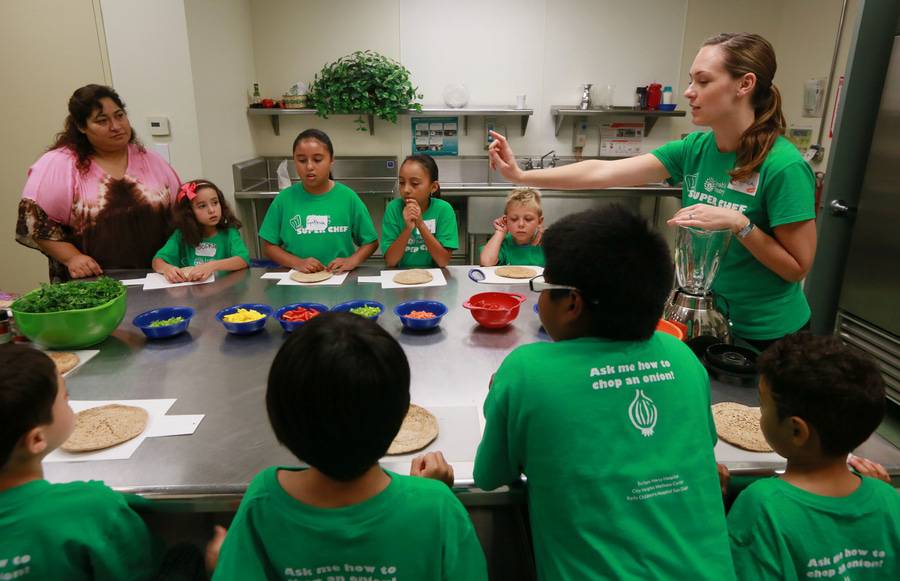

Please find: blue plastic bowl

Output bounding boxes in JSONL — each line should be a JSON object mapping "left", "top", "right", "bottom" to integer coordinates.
{"left": 331, "top": 300, "right": 385, "bottom": 321}
{"left": 657, "top": 103, "right": 677, "bottom": 111}
{"left": 275, "top": 302, "right": 329, "bottom": 333}
{"left": 215, "top": 303, "right": 272, "bottom": 335}
{"left": 394, "top": 300, "right": 448, "bottom": 331}
{"left": 132, "top": 306, "right": 194, "bottom": 339}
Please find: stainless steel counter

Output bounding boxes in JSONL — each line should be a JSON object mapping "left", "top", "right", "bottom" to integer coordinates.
{"left": 44, "top": 267, "right": 899, "bottom": 509}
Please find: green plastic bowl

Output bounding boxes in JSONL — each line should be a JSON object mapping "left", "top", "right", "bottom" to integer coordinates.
{"left": 12, "top": 291, "right": 127, "bottom": 349}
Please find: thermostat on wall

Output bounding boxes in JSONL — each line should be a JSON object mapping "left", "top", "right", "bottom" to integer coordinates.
{"left": 147, "top": 117, "right": 170, "bottom": 136}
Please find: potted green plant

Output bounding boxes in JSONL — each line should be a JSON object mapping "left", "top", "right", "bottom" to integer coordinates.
{"left": 307, "top": 50, "right": 423, "bottom": 132}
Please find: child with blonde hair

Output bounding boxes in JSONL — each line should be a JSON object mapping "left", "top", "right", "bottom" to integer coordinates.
{"left": 479, "top": 187, "right": 544, "bottom": 266}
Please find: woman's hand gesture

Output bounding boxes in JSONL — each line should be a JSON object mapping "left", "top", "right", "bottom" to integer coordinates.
{"left": 488, "top": 131, "right": 524, "bottom": 183}
{"left": 668, "top": 204, "right": 746, "bottom": 233}
{"left": 65, "top": 253, "right": 103, "bottom": 279}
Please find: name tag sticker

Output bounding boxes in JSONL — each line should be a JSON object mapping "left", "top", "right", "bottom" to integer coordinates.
{"left": 305, "top": 215, "right": 329, "bottom": 231}
{"left": 727, "top": 173, "right": 760, "bottom": 196}
{"left": 195, "top": 242, "right": 216, "bottom": 257}
{"left": 424, "top": 219, "right": 436, "bottom": 234}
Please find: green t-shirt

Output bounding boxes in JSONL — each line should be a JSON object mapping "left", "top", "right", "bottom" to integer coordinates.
{"left": 652, "top": 132, "right": 815, "bottom": 340}
{"left": 728, "top": 476, "right": 900, "bottom": 581}
{"left": 380, "top": 197, "right": 459, "bottom": 268}
{"left": 474, "top": 334, "right": 734, "bottom": 581}
{"left": 259, "top": 182, "right": 378, "bottom": 265}
{"left": 212, "top": 467, "right": 487, "bottom": 581}
{"left": 153, "top": 227, "right": 250, "bottom": 268}
{"left": 0, "top": 479, "right": 158, "bottom": 580}
{"left": 479, "top": 234, "right": 545, "bottom": 266}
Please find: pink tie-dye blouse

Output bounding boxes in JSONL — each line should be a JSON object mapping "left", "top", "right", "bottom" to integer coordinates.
{"left": 17, "top": 143, "right": 181, "bottom": 280}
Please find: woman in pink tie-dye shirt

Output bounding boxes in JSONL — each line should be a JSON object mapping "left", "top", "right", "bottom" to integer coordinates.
{"left": 16, "top": 84, "right": 181, "bottom": 281}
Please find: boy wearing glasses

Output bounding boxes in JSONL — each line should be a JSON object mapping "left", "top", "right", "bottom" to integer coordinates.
{"left": 474, "top": 206, "right": 734, "bottom": 580}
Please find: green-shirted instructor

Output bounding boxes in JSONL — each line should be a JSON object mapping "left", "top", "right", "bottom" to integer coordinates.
{"left": 489, "top": 33, "right": 816, "bottom": 350}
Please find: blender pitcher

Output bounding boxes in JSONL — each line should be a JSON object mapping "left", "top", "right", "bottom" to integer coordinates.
{"left": 674, "top": 226, "right": 733, "bottom": 295}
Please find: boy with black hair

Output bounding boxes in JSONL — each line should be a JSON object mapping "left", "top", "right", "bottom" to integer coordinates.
{"left": 728, "top": 334, "right": 899, "bottom": 580}
{"left": 474, "top": 206, "right": 735, "bottom": 580}
{"left": 0, "top": 344, "right": 158, "bottom": 580}
{"left": 213, "top": 312, "right": 487, "bottom": 580}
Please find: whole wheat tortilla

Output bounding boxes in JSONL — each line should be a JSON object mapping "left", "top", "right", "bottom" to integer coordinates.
{"left": 387, "top": 404, "right": 439, "bottom": 455}
{"left": 393, "top": 269, "right": 433, "bottom": 285}
{"left": 61, "top": 404, "right": 149, "bottom": 453}
{"left": 48, "top": 351, "right": 80, "bottom": 375}
{"left": 495, "top": 266, "right": 537, "bottom": 279}
{"left": 290, "top": 270, "right": 333, "bottom": 283}
{"left": 712, "top": 402, "right": 772, "bottom": 452}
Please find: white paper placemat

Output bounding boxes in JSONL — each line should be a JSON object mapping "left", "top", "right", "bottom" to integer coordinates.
{"left": 378, "top": 269, "right": 447, "bottom": 289}
{"left": 120, "top": 277, "right": 148, "bottom": 286}
{"left": 275, "top": 270, "right": 349, "bottom": 286}
{"left": 45, "top": 399, "right": 204, "bottom": 462}
{"left": 142, "top": 273, "right": 214, "bottom": 290}
{"left": 42, "top": 349, "right": 99, "bottom": 377}
{"left": 469, "top": 266, "right": 543, "bottom": 284}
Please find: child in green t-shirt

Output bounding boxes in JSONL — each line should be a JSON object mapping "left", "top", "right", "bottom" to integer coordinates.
{"left": 0, "top": 345, "right": 158, "bottom": 580}
{"left": 727, "top": 334, "right": 898, "bottom": 580}
{"left": 210, "top": 313, "right": 487, "bottom": 580}
{"left": 479, "top": 187, "right": 545, "bottom": 266}
{"left": 152, "top": 179, "right": 250, "bottom": 283}
{"left": 259, "top": 129, "right": 378, "bottom": 273}
{"left": 382, "top": 154, "right": 458, "bottom": 268}
{"left": 474, "top": 206, "right": 735, "bottom": 580}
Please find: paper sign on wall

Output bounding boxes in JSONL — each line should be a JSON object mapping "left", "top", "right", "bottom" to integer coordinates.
{"left": 599, "top": 122, "right": 644, "bottom": 157}
{"left": 412, "top": 117, "right": 458, "bottom": 156}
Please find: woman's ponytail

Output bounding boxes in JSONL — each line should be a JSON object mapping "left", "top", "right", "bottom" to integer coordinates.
{"left": 733, "top": 82, "right": 786, "bottom": 182}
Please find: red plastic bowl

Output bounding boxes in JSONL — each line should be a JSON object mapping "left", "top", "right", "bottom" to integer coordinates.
{"left": 463, "top": 292, "right": 526, "bottom": 329}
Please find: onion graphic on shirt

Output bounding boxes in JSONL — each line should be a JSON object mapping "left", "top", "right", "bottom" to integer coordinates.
{"left": 628, "top": 389, "right": 658, "bottom": 437}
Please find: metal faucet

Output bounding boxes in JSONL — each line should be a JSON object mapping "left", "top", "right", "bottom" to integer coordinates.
{"left": 539, "top": 150, "right": 558, "bottom": 169}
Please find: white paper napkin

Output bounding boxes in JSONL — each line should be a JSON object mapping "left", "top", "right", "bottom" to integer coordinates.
{"left": 142, "top": 273, "right": 214, "bottom": 290}
{"left": 45, "top": 399, "right": 204, "bottom": 462}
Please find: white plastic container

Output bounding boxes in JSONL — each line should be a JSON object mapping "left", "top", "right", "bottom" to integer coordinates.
{"left": 662, "top": 86, "right": 673, "bottom": 105}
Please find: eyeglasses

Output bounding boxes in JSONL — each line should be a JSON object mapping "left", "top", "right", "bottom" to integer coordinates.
{"left": 529, "top": 275, "right": 601, "bottom": 305}
{"left": 529, "top": 274, "right": 577, "bottom": 293}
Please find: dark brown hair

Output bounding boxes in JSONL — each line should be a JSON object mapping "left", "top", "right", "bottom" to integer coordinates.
{"left": 703, "top": 33, "right": 786, "bottom": 181}
{"left": 173, "top": 179, "right": 242, "bottom": 247}
{"left": 401, "top": 154, "right": 442, "bottom": 199}
{"left": 49, "top": 84, "right": 142, "bottom": 174}
{"left": 0, "top": 345, "right": 58, "bottom": 468}
{"left": 758, "top": 333, "right": 885, "bottom": 457}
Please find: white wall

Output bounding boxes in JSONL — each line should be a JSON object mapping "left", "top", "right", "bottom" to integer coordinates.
{"left": 248, "top": 0, "right": 402, "bottom": 156}
{"left": 247, "top": 0, "right": 688, "bottom": 158}
{"left": 100, "top": 0, "right": 204, "bottom": 179}
{"left": 183, "top": 0, "right": 258, "bottom": 204}
{"left": 0, "top": 0, "right": 111, "bottom": 292}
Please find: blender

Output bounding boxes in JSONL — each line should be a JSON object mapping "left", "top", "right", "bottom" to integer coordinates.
{"left": 664, "top": 225, "right": 733, "bottom": 343}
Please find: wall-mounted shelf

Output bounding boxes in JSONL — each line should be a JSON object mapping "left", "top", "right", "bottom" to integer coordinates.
{"left": 550, "top": 105, "right": 686, "bottom": 136}
{"left": 247, "top": 107, "right": 533, "bottom": 137}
